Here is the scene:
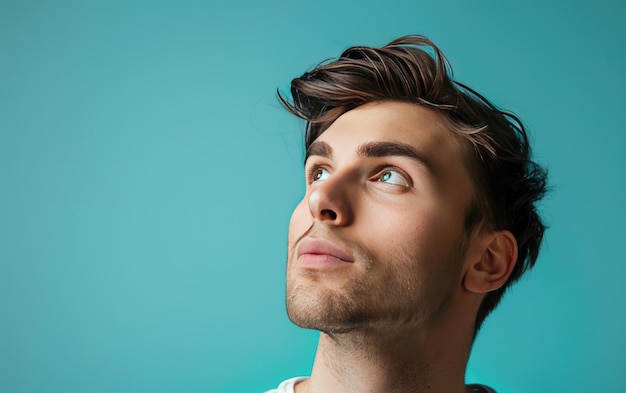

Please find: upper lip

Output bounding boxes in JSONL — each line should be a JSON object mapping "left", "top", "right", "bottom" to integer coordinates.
{"left": 296, "top": 237, "right": 354, "bottom": 262}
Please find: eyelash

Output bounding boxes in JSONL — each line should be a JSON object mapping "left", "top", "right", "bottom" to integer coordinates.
{"left": 373, "top": 167, "right": 410, "bottom": 187}
{"left": 307, "top": 165, "right": 330, "bottom": 184}
{"left": 306, "top": 164, "right": 411, "bottom": 187}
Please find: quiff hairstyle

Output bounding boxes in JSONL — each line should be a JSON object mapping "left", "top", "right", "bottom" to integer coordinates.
{"left": 278, "top": 35, "right": 548, "bottom": 334}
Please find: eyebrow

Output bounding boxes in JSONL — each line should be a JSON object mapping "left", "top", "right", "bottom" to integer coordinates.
{"left": 305, "top": 140, "right": 334, "bottom": 161}
{"left": 306, "top": 140, "right": 434, "bottom": 174}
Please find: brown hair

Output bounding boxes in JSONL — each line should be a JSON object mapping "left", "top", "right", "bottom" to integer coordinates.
{"left": 278, "top": 35, "right": 548, "bottom": 334}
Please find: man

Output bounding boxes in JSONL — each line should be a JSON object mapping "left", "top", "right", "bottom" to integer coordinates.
{"left": 266, "top": 35, "right": 547, "bottom": 393}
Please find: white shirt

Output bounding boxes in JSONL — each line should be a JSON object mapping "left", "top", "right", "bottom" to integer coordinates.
{"left": 264, "top": 377, "right": 308, "bottom": 393}
{"left": 264, "top": 378, "right": 497, "bottom": 393}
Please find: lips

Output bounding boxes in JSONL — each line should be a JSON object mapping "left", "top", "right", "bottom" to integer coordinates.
{"left": 296, "top": 237, "right": 354, "bottom": 268}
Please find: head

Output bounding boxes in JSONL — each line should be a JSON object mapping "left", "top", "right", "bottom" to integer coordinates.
{"left": 280, "top": 35, "right": 547, "bottom": 336}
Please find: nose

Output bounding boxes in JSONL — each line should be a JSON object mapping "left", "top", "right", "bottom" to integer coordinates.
{"left": 307, "top": 173, "right": 353, "bottom": 226}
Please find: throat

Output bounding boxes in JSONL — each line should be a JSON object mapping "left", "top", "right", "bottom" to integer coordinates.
{"left": 307, "top": 329, "right": 469, "bottom": 393}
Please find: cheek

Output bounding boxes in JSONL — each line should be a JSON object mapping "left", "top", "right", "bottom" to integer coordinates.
{"left": 368, "top": 205, "right": 437, "bottom": 244}
{"left": 366, "top": 202, "right": 460, "bottom": 263}
{"left": 288, "top": 199, "right": 312, "bottom": 246}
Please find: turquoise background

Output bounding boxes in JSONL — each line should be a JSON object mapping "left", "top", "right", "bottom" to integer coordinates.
{"left": 1, "top": 0, "right": 624, "bottom": 392}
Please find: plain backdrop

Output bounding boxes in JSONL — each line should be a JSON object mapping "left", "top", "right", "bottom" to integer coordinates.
{"left": 1, "top": 0, "right": 624, "bottom": 392}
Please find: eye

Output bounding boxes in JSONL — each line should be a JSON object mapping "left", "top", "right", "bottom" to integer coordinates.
{"left": 309, "top": 166, "right": 331, "bottom": 183}
{"left": 376, "top": 168, "right": 409, "bottom": 187}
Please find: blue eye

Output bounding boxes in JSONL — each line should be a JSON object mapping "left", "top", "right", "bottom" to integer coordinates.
{"left": 377, "top": 169, "right": 408, "bottom": 187}
{"left": 311, "top": 167, "right": 331, "bottom": 182}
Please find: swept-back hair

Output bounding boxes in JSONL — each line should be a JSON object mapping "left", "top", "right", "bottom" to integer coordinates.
{"left": 278, "top": 35, "right": 548, "bottom": 334}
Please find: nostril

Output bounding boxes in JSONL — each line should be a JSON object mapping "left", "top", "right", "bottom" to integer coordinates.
{"left": 321, "top": 209, "right": 338, "bottom": 220}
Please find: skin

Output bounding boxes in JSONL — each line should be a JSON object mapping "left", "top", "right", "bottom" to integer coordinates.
{"left": 285, "top": 101, "right": 517, "bottom": 393}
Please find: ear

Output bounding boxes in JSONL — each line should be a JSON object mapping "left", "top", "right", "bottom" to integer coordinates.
{"left": 463, "top": 230, "right": 518, "bottom": 294}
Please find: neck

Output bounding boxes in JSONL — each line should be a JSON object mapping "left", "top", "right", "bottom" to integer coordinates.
{"left": 298, "top": 315, "right": 475, "bottom": 393}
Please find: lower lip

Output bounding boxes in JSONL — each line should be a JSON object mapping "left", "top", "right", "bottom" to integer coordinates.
{"left": 297, "top": 254, "right": 353, "bottom": 270}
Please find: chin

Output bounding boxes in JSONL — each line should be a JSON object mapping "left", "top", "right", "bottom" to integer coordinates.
{"left": 286, "top": 282, "right": 376, "bottom": 333}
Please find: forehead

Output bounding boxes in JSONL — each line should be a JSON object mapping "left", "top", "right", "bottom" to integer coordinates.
{"left": 314, "top": 101, "right": 466, "bottom": 167}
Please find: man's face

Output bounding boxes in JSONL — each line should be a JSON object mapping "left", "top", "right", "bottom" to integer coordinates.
{"left": 286, "top": 101, "right": 476, "bottom": 334}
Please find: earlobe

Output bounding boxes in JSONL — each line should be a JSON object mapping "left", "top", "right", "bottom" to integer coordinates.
{"left": 463, "top": 230, "right": 518, "bottom": 294}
